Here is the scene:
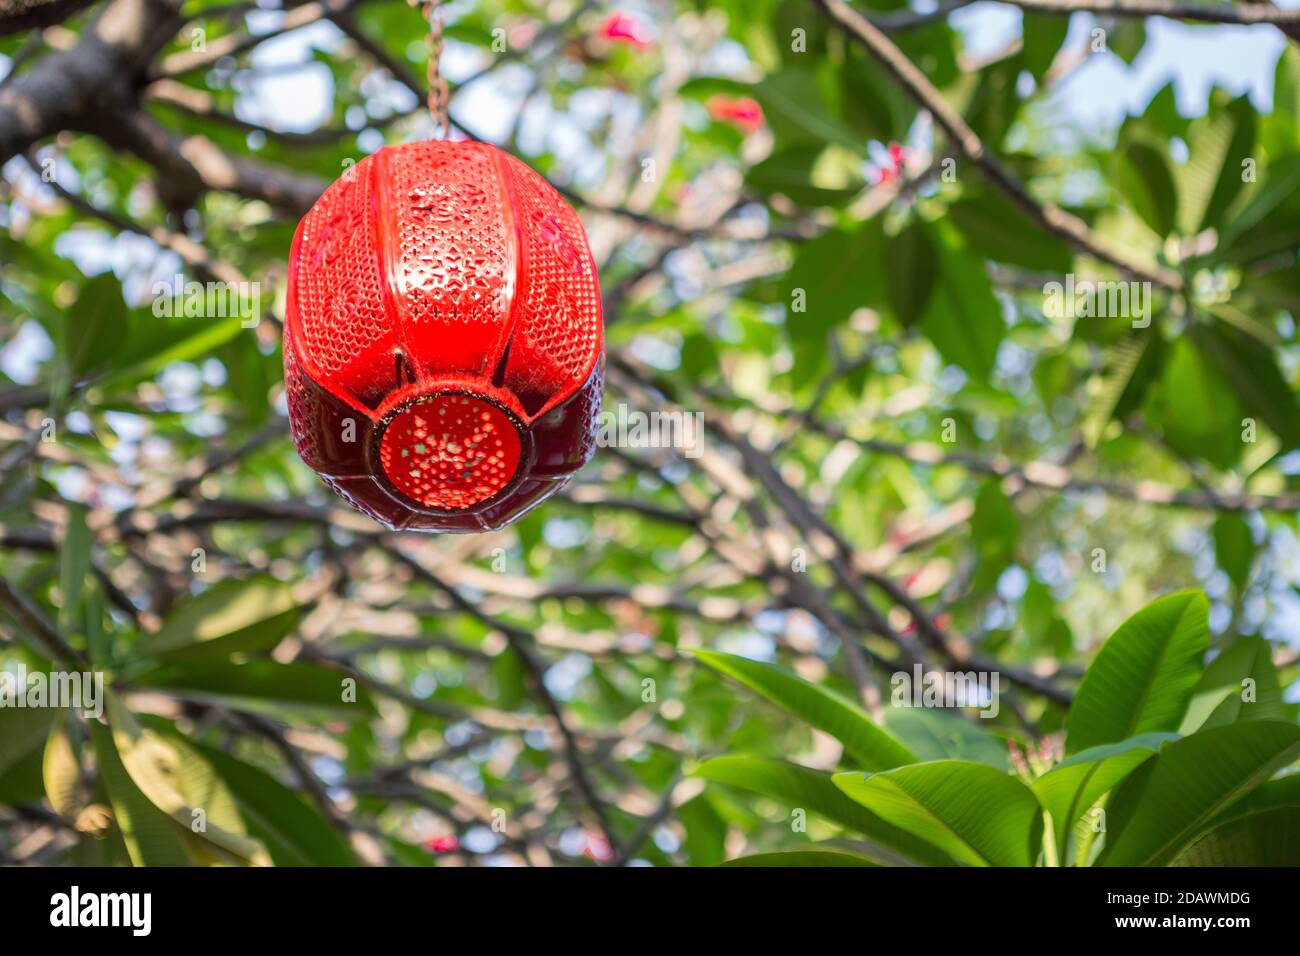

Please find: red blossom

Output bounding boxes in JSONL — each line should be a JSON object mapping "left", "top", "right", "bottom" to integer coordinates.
{"left": 708, "top": 95, "right": 765, "bottom": 134}
{"left": 598, "top": 12, "right": 653, "bottom": 49}
{"left": 424, "top": 835, "right": 460, "bottom": 854}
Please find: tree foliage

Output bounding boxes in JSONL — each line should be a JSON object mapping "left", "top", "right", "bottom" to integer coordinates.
{"left": 1, "top": 0, "right": 1298, "bottom": 866}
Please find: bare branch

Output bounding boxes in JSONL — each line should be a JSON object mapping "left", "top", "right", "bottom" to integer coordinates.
{"left": 1011, "top": 0, "right": 1300, "bottom": 25}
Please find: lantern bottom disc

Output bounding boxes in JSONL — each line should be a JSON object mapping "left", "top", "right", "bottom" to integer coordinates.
{"left": 377, "top": 393, "right": 523, "bottom": 511}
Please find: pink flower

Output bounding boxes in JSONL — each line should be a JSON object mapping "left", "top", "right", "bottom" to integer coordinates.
{"left": 1008, "top": 739, "right": 1029, "bottom": 775}
{"left": 424, "top": 835, "right": 460, "bottom": 854}
{"left": 873, "top": 142, "right": 909, "bottom": 186}
{"left": 708, "top": 96, "right": 765, "bottom": 134}
{"left": 599, "top": 12, "right": 653, "bottom": 49}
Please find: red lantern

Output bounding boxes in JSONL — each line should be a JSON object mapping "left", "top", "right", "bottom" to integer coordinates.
{"left": 283, "top": 140, "right": 604, "bottom": 532}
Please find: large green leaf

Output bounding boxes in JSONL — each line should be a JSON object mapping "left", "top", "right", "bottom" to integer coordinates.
{"left": 1192, "top": 316, "right": 1300, "bottom": 452}
{"left": 747, "top": 146, "right": 861, "bottom": 207}
{"left": 1032, "top": 732, "right": 1177, "bottom": 861}
{"left": 185, "top": 738, "right": 357, "bottom": 866}
{"left": 721, "top": 849, "right": 877, "bottom": 867}
{"left": 945, "top": 189, "right": 1073, "bottom": 273}
{"left": 1148, "top": 337, "right": 1243, "bottom": 470}
{"left": 63, "top": 272, "right": 127, "bottom": 378}
{"left": 786, "top": 223, "right": 884, "bottom": 335}
{"left": 0, "top": 705, "right": 56, "bottom": 779}
{"left": 884, "top": 218, "right": 938, "bottom": 329}
{"left": 694, "top": 756, "right": 955, "bottom": 865}
{"left": 1214, "top": 155, "right": 1300, "bottom": 261}
{"left": 693, "top": 650, "right": 917, "bottom": 770}
{"left": 0, "top": 706, "right": 56, "bottom": 803}
{"left": 881, "top": 709, "right": 1009, "bottom": 769}
{"left": 918, "top": 225, "right": 1005, "bottom": 382}
{"left": 1211, "top": 513, "right": 1255, "bottom": 594}
{"left": 134, "top": 577, "right": 301, "bottom": 661}
{"left": 1180, "top": 637, "right": 1285, "bottom": 732}
{"left": 1020, "top": 15, "right": 1068, "bottom": 79}
{"left": 1065, "top": 591, "right": 1210, "bottom": 754}
{"left": 754, "top": 68, "right": 865, "bottom": 155}
{"left": 1097, "top": 721, "right": 1300, "bottom": 866}
{"left": 786, "top": 222, "right": 885, "bottom": 378}
{"left": 42, "top": 717, "right": 83, "bottom": 822}
{"left": 835, "top": 761, "right": 1043, "bottom": 867}
{"left": 108, "top": 700, "right": 268, "bottom": 865}
{"left": 88, "top": 719, "right": 192, "bottom": 867}
{"left": 1082, "top": 332, "right": 1166, "bottom": 448}
{"left": 1172, "top": 806, "right": 1300, "bottom": 866}
{"left": 133, "top": 660, "right": 375, "bottom": 722}
{"left": 1117, "top": 142, "right": 1177, "bottom": 239}
{"left": 1175, "top": 93, "right": 1255, "bottom": 234}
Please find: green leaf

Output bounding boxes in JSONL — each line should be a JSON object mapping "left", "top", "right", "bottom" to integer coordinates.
{"left": 754, "top": 69, "right": 865, "bottom": 156}
{"left": 692, "top": 650, "right": 917, "bottom": 770}
{"left": 1193, "top": 316, "right": 1300, "bottom": 453}
{"left": 1117, "top": 142, "right": 1177, "bottom": 238}
{"left": 88, "top": 719, "right": 192, "bottom": 867}
{"left": 1171, "top": 771, "right": 1300, "bottom": 865}
{"left": 0, "top": 704, "right": 56, "bottom": 779}
{"left": 1275, "top": 45, "right": 1300, "bottom": 121}
{"left": 881, "top": 709, "right": 1009, "bottom": 769}
{"left": 919, "top": 226, "right": 1005, "bottom": 382}
{"left": 721, "top": 849, "right": 877, "bottom": 867}
{"left": 1180, "top": 637, "right": 1285, "bottom": 732}
{"left": 1149, "top": 338, "right": 1243, "bottom": 471}
{"left": 834, "top": 761, "right": 1043, "bottom": 867}
{"left": 1097, "top": 721, "right": 1300, "bottom": 866}
{"left": 884, "top": 218, "right": 938, "bottom": 329}
{"left": 747, "top": 147, "right": 861, "bottom": 207}
{"left": 1172, "top": 806, "right": 1300, "bottom": 866}
{"left": 133, "top": 660, "right": 375, "bottom": 722}
{"left": 1108, "top": 20, "right": 1145, "bottom": 64}
{"left": 677, "top": 794, "right": 727, "bottom": 868}
{"left": 0, "top": 706, "right": 56, "bottom": 802}
{"left": 135, "top": 578, "right": 301, "bottom": 661}
{"left": 1031, "top": 732, "right": 1177, "bottom": 861}
{"left": 786, "top": 222, "right": 885, "bottom": 377}
{"left": 971, "top": 480, "right": 1018, "bottom": 591}
{"left": 694, "top": 756, "right": 956, "bottom": 865}
{"left": 184, "top": 738, "right": 357, "bottom": 866}
{"left": 1214, "top": 155, "right": 1300, "bottom": 261}
{"left": 1082, "top": 332, "right": 1166, "bottom": 448}
{"left": 1066, "top": 590, "right": 1210, "bottom": 754}
{"left": 946, "top": 189, "right": 1073, "bottom": 273}
{"left": 63, "top": 273, "right": 127, "bottom": 379}
{"left": 1020, "top": 15, "right": 1068, "bottom": 79}
{"left": 1212, "top": 513, "right": 1255, "bottom": 593}
{"left": 108, "top": 700, "right": 268, "bottom": 865}
{"left": 42, "top": 718, "right": 83, "bottom": 822}
{"left": 1175, "top": 93, "right": 1255, "bottom": 235}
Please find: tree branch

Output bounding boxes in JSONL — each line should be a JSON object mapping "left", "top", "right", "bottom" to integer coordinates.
{"left": 1011, "top": 0, "right": 1300, "bottom": 24}
{"left": 811, "top": 0, "right": 1184, "bottom": 290}
{"left": 0, "top": 0, "right": 183, "bottom": 162}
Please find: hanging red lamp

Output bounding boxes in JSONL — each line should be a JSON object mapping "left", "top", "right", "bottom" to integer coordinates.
{"left": 283, "top": 139, "right": 604, "bottom": 532}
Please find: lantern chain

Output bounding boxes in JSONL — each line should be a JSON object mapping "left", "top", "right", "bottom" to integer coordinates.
{"left": 408, "top": 0, "right": 450, "bottom": 138}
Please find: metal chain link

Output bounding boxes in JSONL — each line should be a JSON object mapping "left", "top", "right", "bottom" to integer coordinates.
{"left": 408, "top": 0, "right": 449, "bottom": 138}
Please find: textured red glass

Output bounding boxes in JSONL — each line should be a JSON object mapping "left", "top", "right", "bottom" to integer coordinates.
{"left": 283, "top": 140, "right": 604, "bottom": 532}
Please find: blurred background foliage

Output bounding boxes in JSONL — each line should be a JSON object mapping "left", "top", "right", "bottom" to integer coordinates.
{"left": 0, "top": 0, "right": 1298, "bottom": 865}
